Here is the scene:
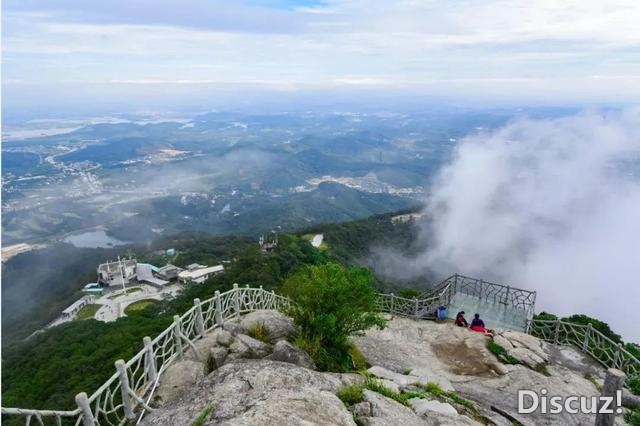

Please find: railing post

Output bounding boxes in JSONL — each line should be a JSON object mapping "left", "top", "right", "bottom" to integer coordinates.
{"left": 553, "top": 319, "right": 561, "bottom": 345}
{"left": 413, "top": 297, "right": 419, "bottom": 319}
{"left": 115, "top": 360, "right": 135, "bottom": 420}
{"left": 595, "top": 368, "right": 625, "bottom": 426}
{"left": 390, "top": 293, "right": 395, "bottom": 315}
{"left": 613, "top": 343, "right": 623, "bottom": 369}
{"left": 233, "top": 283, "right": 241, "bottom": 316}
{"left": 194, "top": 298, "right": 205, "bottom": 338}
{"left": 259, "top": 285, "right": 264, "bottom": 308}
{"left": 583, "top": 323, "right": 592, "bottom": 352}
{"left": 504, "top": 286, "right": 511, "bottom": 306}
{"left": 75, "top": 392, "right": 95, "bottom": 426}
{"left": 214, "top": 290, "right": 223, "bottom": 325}
{"left": 143, "top": 336, "right": 157, "bottom": 384}
{"left": 173, "top": 315, "right": 184, "bottom": 360}
{"left": 479, "top": 280, "right": 484, "bottom": 300}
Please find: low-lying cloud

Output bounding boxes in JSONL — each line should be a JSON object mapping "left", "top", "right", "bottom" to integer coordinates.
{"left": 381, "top": 109, "right": 640, "bottom": 341}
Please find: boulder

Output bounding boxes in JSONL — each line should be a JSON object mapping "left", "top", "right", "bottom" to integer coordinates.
{"left": 222, "top": 321, "right": 247, "bottom": 336}
{"left": 361, "top": 390, "right": 427, "bottom": 426}
{"left": 266, "top": 340, "right": 315, "bottom": 369}
{"left": 409, "top": 368, "right": 455, "bottom": 392}
{"left": 351, "top": 401, "right": 373, "bottom": 417}
{"left": 154, "top": 360, "right": 205, "bottom": 406}
{"left": 216, "top": 329, "right": 234, "bottom": 346}
{"left": 408, "top": 398, "right": 457, "bottom": 416}
{"left": 184, "top": 334, "right": 218, "bottom": 368}
{"left": 240, "top": 310, "right": 296, "bottom": 342}
{"left": 141, "top": 359, "right": 359, "bottom": 426}
{"left": 210, "top": 346, "right": 229, "bottom": 370}
{"left": 495, "top": 330, "right": 550, "bottom": 368}
{"left": 229, "top": 334, "right": 272, "bottom": 359}
{"left": 367, "top": 366, "right": 421, "bottom": 388}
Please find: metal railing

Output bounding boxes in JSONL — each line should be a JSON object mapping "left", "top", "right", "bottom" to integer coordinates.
{"left": 1, "top": 284, "right": 289, "bottom": 426}
{"left": 528, "top": 319, "right": 640, "bottom": 377}
{"left": 376, "top": 273, "right": 537, "bottom": 326}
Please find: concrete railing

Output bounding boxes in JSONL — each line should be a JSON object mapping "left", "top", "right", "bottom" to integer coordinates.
{"left": 528, "top": 318, "right": 640, "bottom": 377}
{"left": 5, "top": 274, "right": 637, "bottom": 425}
{"left": 1, "top": 284, "right": 289, "bottom": 426}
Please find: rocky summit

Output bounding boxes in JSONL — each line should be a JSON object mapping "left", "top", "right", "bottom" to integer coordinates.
{"left": 143, "top": 312, "right": 628, "bottom": 426}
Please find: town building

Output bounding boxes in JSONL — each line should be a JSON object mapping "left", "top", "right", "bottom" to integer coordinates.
{"left": 178, "top": 264, "right": 224, "bottom": 284}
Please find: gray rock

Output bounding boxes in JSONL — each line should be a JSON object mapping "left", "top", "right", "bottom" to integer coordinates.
{"left": 184, "top": 334, "right": 218, "bottom": 369}
{"left": 240, "top": 310, "right": 296, "bottom": 342}
{"left": 222, "top": 321, "right": 247, "bottom": 336}
{"left": 361, "top": 390, "right": 427, "bottom": 426}
{"left": 266, "top": 340, "right": 315, "bottom": 369}
{"left": 229, "top": 334, "right": 272, "bottom": 359}
{"left": 216, "top": 329, "right": 234, "bottom": 346}
{"left": 409, "top": 368, "right": 455, "bottom": 392}
{"left": 408, "top": 398, "right": 457, "bottom": 416}
{"left": 623, "top": 388, "right": 640, "bottom": 409}
{"left": 351, "top": 401, "right": 373, "bottom": 417}
{"left": 355, "top": 317, "right": 610, "bottom": 426}
{"left": 367, "top": 366, "right": 421, "bottom": 388}
{"left": 154, "top": 360, "right": 205, "bottom": 406}
{"left": 495, "top": 330, "right": 550, "bottom": 368}
{"left": 142, "top": 359, "right": 359, "bottom": 426}
{"left": 210, "top": 346, "right": 228, "bottom": 370}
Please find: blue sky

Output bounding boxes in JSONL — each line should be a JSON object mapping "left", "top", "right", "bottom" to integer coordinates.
{"left": 3, "top": 0, "right": 640, "bottom": 115}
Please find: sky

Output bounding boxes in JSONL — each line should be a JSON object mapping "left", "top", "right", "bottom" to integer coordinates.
{"left": 3, "top": 0, "right": 640, "bottom": 116}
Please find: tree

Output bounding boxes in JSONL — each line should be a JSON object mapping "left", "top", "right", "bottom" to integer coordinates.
{"left": 281, "top": 263, "right": 386, "bottom": 372}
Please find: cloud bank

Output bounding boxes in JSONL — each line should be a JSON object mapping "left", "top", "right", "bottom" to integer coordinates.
{"left": 391, "top": 110, "right": 640, "bottom": 340}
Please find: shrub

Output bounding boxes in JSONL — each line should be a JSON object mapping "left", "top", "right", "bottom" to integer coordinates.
{"left": 488, "top": 340, "right": 520, "bottom": 365}
{"left": 281, "top": 263, "right": 386, "bottom": 372}
{"left": 625, "top": 408, "right": 640, "bottom": 426}
{"left": 627, "top": 375, "right": 640, "bottom": 396}
{"left": 397, "top": 288, "right": 421, "bottom": 299}
{"left": 337, "top": 384, "right": 364, "bottom": 405}
{"left": 247, "top": 321, "right": 270, "bottom": 343}
{"left": 349, "top": 344, "right": 369, "bottom": 371}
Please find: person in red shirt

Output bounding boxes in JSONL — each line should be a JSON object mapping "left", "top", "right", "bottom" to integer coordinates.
{"left": 455, "top": 311, "right": 468, "bottom": 327}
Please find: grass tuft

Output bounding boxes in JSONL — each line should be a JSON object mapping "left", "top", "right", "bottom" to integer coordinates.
{"left": 488, "top": 340, "right": 520, "bottom": 365}
{"left": 247, "top": 321, "right": 270, "bottom": 343}
{"left": 191, "top": 404, "right": 213, "bottom": 426}
{"left": 337, "top": 384, "right": 365, "bottom": 406}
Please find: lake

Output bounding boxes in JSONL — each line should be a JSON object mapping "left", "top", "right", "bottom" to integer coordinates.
{"left": 63, "top": 230, "right": 130, "bottom": 248}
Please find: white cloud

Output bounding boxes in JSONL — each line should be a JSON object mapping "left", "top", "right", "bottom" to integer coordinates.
{"left": 2, "top": 0, "right": 640, "bottom": 107}
{"left": 403, "top": 110, "right": 640, "bottom": 341}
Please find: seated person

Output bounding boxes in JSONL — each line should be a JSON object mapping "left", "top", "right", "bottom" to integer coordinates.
{"left": 455, "top": 311, "right": 468, "bottom": 327}
{"left": 470, "top": 313, "right": 494, "bottom": 336}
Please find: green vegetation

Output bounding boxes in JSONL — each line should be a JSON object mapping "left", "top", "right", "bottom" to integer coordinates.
{"left": 348, "top": 344, "right": 369, "bottom": 371}
{"left": 337, "top": 384, "right": 365, "bottom": 405}
{"left": 246, "top": 321, "right": 270, "bottom": 344}
{"left": 626, "top": 408, "right": 640, "bottom": 426}
{"left": 628, "top": 375, "right": 640, "bottom": 395}
{"left": 584, "top": 373, "right": 602, "bottom": 391}
{"left": 487, "top": 340, "right": 520, "bottom": 365}
{"left": 397, "top": 288, "right": 421, "bottom": 299}
{"left": 281, "top": 263, "right": 386, "bottom": 372}
{"left": 363, "top": 375, "right": 410, "bottom": 406}
{"left": 76, "top": 304, "right": 102, "bottom": 320}
{"left": 124, "top": 299, "right": 159, "bottom": 315}
{"left": 422, "top": 382, "right": 475, "bottom": 410}
{"left": 191, "top": 404, "right": 213, "bottom": 426}
{"left": 2, "top": 233, "right": 330, "bottom": 411}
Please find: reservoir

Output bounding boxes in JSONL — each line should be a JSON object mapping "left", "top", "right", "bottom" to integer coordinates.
{"left": 63, "top": 230, "right": 130, "bottom": 248}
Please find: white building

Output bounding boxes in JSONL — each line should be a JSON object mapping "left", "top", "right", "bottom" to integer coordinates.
{"left": 178, "top": 265, "right": 224, "bottom": 284}
{"left": 61, "top": 295, "right": 96, "bottom": 319}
